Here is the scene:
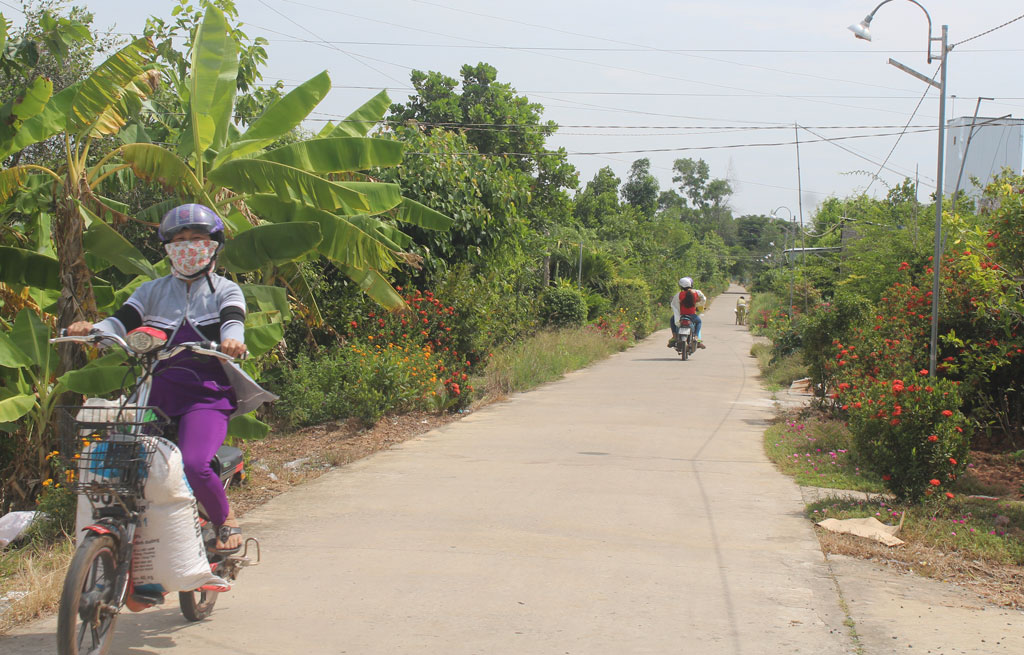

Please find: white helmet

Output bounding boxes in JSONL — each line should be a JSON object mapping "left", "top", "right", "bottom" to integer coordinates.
{"left": 678, "top": 277, "right": 693, "bottom": 289}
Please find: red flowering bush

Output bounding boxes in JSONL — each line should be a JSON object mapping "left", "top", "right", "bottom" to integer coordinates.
{"left": 838, "top": 374, "right": 968, "bottom": 500}
{"left": 345, "top": 287, "right": 475, "bottom": 409}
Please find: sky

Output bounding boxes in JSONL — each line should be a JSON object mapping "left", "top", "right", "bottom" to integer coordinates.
{"left": 6, "top": 0, "right": 1024, "bottom": 221}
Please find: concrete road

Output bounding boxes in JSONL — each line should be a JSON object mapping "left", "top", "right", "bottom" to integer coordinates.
{"left": 5, "top": 286, "right": 855, "bottom": 654}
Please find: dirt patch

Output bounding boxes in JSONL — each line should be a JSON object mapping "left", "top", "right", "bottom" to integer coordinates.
{"left": 229, "top": 410, "right": 465, "bottom": 517}
{"left": 962, "top": 451, "right": 1024, "bottom": 499}
{"left": 817, "top": 529, "right": 1024, "bottom": 610}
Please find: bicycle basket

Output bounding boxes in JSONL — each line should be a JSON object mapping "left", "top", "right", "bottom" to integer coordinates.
{"left": 58, "top": 406, "right": 168, "bottom": 496}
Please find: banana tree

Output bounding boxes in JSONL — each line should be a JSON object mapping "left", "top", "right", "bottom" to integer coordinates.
{"left": 0, "top": 308, "right": 134, "bottom": 511}
{"left": 0, "top": 35, "right": 158, "bottom": 373}
{"left": 117, "top": 4, "right": 451, "bottom": 317}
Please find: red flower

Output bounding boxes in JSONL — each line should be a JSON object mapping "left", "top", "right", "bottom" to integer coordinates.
{"left": 941, "top": 410, "right": 953, "bottom": 417}
{"left": 927, "top": 435, "right": 939, "bottom": 442}
{"left": 949, "top": 458, "right": 957, "bottom": 465}
{"left": 919, "top": 369, "right": 929, "bottom": 376}
{"left": 451, "top": 383, "right": 461, "bottom": 395}
{"left": 882, "top": 474, "right": 892, "bottom": 481}
{"left": 350, "top": 321, "right": 358, "bottom": 328}
{"left": 929, "top": 479, "right": 941, "bottom": 486}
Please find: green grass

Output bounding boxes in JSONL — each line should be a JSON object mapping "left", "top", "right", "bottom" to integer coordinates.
{"left": 751, "top": 343, "right": 808, "bottom": 390}
{"left": 476, "top": 327, "right": 630, "bottom": 397}
{"left": 805, "top": 495, "right": 1024, "bottom": 566}
{"left": 764, "top": 416, "right": 884, "bottom": 492}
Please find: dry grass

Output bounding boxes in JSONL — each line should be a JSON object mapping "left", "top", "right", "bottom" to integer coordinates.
{"left": 0, "top": 538, "right": 74, "bottom": 634}
{"left": 817, "top": 529, "right": 1024, "bottom": 610}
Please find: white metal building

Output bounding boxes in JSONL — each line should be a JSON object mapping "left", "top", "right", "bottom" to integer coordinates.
{"left": 943, "top": 116, "right": 1024, "bottom": 200}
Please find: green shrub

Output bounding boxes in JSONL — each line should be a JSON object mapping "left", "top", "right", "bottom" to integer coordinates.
{"left": 25, "top": 485, "right": 76, "bottom": 543}
{"left": 274, "top": 342, "right": 455, "bottom": 428}
{"left": 840, "top": 374, "right": 969, "bottom": 501}
{"left": 539, "top": 285, "right": 587, "bottom": 328}
{"left": 583, "top": 292, "right": 610, "bottom": 321}
{"left": 606, "top": 277, "right": 652, "bottom": 338}
{"left": 797, "top": 292, "right": 869, "bottom": 394}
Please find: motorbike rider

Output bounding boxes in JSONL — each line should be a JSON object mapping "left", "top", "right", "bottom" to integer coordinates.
{"left": 68, "top": 203, "right": 276, "bottom": 554}
{"left": 668, "top": 276, "right": 707, "bottom": 348}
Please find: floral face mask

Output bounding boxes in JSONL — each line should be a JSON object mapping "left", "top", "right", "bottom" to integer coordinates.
{"left": 165, "top": 239, "right": 218, "bottom": 278}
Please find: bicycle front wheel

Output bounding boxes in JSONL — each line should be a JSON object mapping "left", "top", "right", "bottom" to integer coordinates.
{"left": 57, "top": 534, "right": 120, "bottom": 655}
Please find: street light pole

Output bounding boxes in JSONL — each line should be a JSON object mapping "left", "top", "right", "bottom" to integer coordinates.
{"left": 772, "top": 206, "right": 795, "bottom": 316}
{"left": 929, "top": 24, "right": 948, "bottom": 378}
{"left": 849, "top": 0, "right": 950, "bottom": 378}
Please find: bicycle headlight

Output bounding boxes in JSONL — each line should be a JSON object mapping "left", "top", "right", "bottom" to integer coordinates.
{"left": 125, "top": 327, "right": 168, "bottom": 354}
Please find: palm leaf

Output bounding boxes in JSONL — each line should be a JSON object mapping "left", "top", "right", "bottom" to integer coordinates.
{"left": 119, "top": 143, "right": 206, "bottom": 199}
{"left": 396, "top": 196, "right": 455, "bottom": 231}
{"left": 190, "top": 5, "right": 235, "bottom": 154}
{"left": 0, "top": 82, "right": 77, "bottom": 158}
{"left": 246, "top": 194, "right": 400, "bottom": 272}
{"left": 339, "top": 265, "right": 404, "bottom": 310}
{"left": 208, "top": 159, "right": 372, "bottom": 212}
{"left": 0, "top": 76, "right": 53, "bottom": 151}
{"left": 70, "top": 37, "right": 154, "bottom": 137}
{"left": 219, "top": 222, "right": 323, "bottom": 273}
{"left": 257, "top": 137, "right": 403, "bottom": 173}
{"left": 241, "top": 70, "right": 331, "bottom": 142}
{"left": 329, "top": 90, "right": 390, "bottom": 138}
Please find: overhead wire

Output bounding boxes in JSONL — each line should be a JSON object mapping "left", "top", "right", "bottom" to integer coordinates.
{"left": 952, "top": 13, "right": 1024, "bottom": 47}
{"left": 252, "top": 1, "right": 407, "bottom": 85}
{"left": 265, "top": 1, "right": 924, "bottom": 120}
{"left": 863, "top": 65, "right": 938, "bottom": 195}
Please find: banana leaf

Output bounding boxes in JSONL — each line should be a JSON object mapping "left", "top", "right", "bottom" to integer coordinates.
{"left": 208, "top": 159, "right": 373, "bottom": 213}
{"left": 81, "top": 205, "right": 159, "bottom": 279}
{"left": 219, "top": 222, "right": 323, "bottom": 273}
{"left": 329, "top": 90, "right": 390, "bottom": 138}
{"left": 257, "top": 137, "right": 403, "bottom": 173}
{"left": 0, "top": 247, "right": 59, "bottom": 290}
{"left": 241, "top": 70, "right": 331, "bottom": 143}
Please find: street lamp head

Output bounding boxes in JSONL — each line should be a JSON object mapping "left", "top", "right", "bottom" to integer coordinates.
{"left": 848, "top": 15, "right": 873, "bottom": 41}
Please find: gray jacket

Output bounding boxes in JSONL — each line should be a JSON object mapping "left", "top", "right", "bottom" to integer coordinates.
{"left": 95, "top": 273, "right": 278, "bottom": 417}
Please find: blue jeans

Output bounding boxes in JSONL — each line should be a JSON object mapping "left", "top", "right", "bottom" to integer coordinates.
{"left": 671, "top": 314, "right": 702, "bottom": 339}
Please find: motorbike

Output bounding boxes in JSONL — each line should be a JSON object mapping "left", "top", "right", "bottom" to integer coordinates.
{"left": 51, "top": 328, "right": 260, "bottom": 655}
{"left": 674, "top": 316, "right": 698, "bottom": 361}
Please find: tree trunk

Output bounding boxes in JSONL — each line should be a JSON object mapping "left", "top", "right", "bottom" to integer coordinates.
{"left": 54, "top": 175, "right": 97, "bottom": 375}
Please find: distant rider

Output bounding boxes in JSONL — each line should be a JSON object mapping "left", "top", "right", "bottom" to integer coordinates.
{"left": 668, "top": 277, "right": 707, "bottom": 348}
{"left": 735, "top": 295, "right": 747, "bottom": 325}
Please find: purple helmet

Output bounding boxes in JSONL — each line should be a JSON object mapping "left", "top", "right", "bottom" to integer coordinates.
{"left": 158, "top": 204, "right": 224, "bottom": 243}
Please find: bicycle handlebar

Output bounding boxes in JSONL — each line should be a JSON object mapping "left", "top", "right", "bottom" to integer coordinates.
{"left": 51, "top": 331, "right": 245, "bottom": 361}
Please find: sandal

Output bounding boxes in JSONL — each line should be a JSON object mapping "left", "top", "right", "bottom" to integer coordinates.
{"left": 210, "top": 524, "right": 243, "bottom": 554}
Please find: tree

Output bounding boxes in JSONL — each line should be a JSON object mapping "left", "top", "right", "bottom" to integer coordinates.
{"left": 388, "top": 62, "right": 578, "bottom": 229}
{"left": 621, "top": 158, "right": 659, "bottom": 218}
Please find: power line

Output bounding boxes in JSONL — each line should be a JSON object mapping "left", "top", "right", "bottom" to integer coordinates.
{"left": 259, "top": 3, "right": 925, "bottom": 119}
{"left": 252, "top": 1, "right": 407, "bottom": 85}
{"left": 864, "top": 66, "right": 937, "bottom": 195}
{"left": 952, "top": 13, "right": 1024, "bottom": 47}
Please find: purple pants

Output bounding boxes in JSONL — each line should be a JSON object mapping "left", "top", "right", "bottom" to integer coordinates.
{"left": 178, "top": 408, "right": 232, "bottom": 525}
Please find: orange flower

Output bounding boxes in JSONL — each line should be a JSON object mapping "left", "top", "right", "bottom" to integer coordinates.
{"left": 945, "top": 492, "right": 955, "bottom": 499}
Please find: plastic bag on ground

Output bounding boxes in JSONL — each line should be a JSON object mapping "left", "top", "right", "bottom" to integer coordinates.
{"left": 0, "top": 511, "right": 39, "bottom": 548}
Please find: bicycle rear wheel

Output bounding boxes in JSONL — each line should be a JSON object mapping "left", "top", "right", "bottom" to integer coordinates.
{"left": 179, "top": 588, "right": 218, "bottom": 621}
{"left": 57, "top": 534, "right": 119, "bottom": 655}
